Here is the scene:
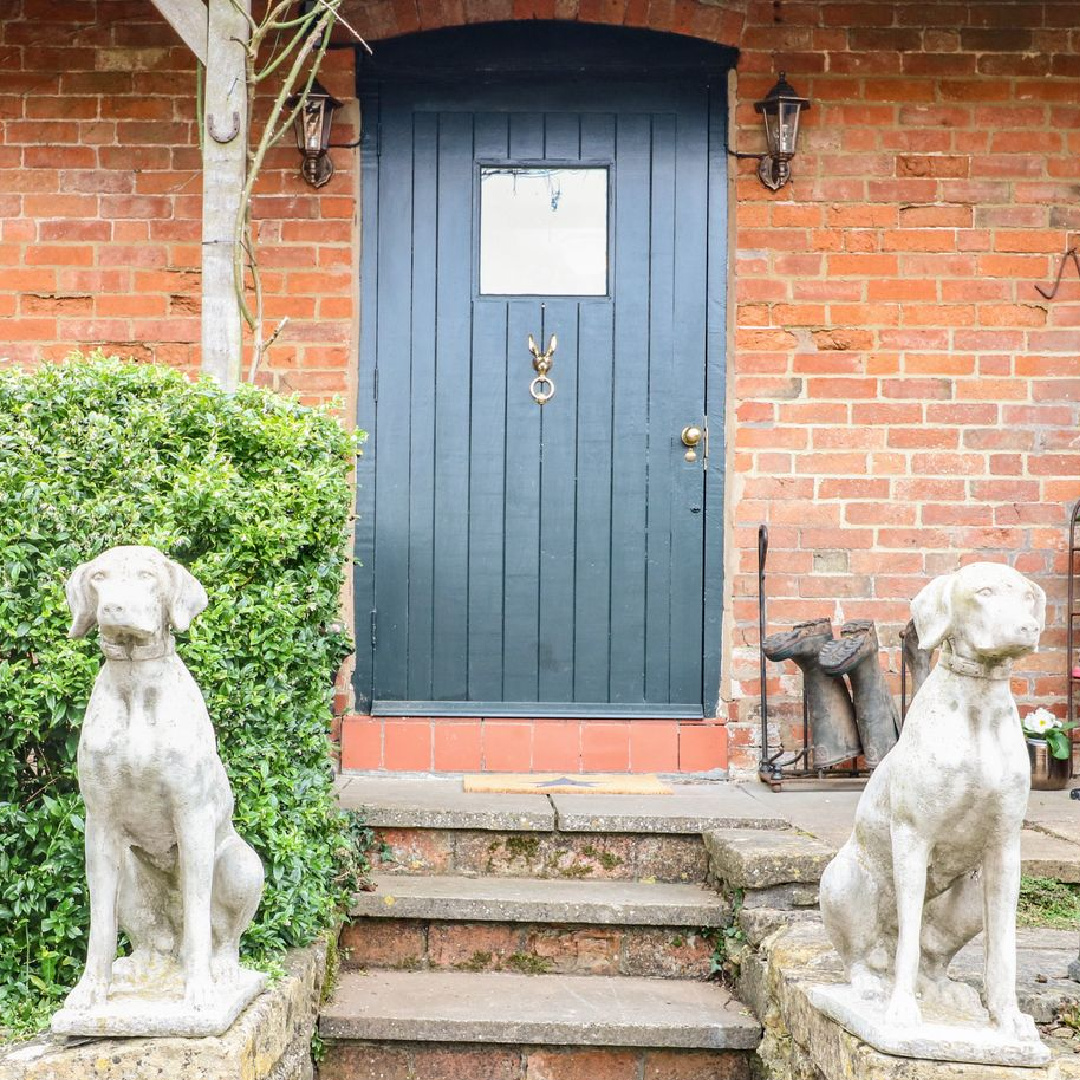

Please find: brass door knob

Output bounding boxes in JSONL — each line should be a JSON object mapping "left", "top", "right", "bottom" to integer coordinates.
{"left": 681, "top": 425, "right": 703, "bottom": 462}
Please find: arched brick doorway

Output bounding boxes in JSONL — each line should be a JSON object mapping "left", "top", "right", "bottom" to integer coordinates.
{"left": 340, "top": 1, "right": 746, "bottom": 51}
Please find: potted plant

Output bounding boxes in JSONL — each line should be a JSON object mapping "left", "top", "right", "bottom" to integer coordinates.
{"left": 1022, "top": 708, "right": 1075, "bottom": 791}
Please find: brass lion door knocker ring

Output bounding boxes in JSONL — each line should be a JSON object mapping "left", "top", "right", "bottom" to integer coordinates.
{"left": 527, "top": 333, "right": 557, "bottom": 405}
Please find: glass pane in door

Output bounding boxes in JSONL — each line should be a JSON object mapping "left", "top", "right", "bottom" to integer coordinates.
{"left": 479, "top": 166, "right": 608, "bottom": 295}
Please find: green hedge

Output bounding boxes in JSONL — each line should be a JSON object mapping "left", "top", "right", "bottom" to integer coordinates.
{"left": 0, "top": 354, "right": 365, "bottom": 1037}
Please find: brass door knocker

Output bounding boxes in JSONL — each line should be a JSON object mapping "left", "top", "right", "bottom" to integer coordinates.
{"left": 527, "top": 333, "right": 557, "bottom": 405}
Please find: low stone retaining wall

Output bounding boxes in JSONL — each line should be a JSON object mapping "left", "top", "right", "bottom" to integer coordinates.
{"left": 0, "top": 943, "right": 326, "bottom": 1080}
{"left": 740, "top": 919, "right": 1080, "bottom": 1080}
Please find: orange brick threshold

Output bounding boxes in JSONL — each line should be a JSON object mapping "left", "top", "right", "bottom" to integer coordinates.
{"left": 338, "top": 716, "right": 729, "bottom": 774}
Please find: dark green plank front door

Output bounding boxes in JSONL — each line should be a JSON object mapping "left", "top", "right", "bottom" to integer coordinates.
{"left": 356, "top": 77, "right": 720, "bottom": 718}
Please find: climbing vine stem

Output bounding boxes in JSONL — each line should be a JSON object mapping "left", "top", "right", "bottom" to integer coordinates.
{"left": 225, "top": 0, "right": 368, "bottom": 381}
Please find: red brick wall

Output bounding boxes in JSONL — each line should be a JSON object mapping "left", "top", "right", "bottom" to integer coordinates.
{"left": 726, "top": 1, "right": 1080, "bottom": 770}
{"left": 0, "top": 0, "right": 359, "bottom": 403}
{"left": 4, "top": 0, "right": 1079, "bottom": 774}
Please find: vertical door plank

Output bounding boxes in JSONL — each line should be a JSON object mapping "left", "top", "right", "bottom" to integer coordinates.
{"left": 352, "top": 88, "right": 382, "bottom": 711}
{"left": 431, "top": 111, "right": 475, "bottom": 700}
{"left": 537, "top": 297, "right": 580, "bottom": 702}
{"left": 372, "top": 100, "right": 417, "bottom": 702}
{"left": 608, "top": 111, "right": 652, "bottom": 704}
{"left": 643, "top": 111, "right": 677, "bottom": 705}
{"left": 668, "top": 91, "right": 710, "bottom": 705}
{"left": 543, "top": 112, "right": 580, "bottom": 160}
{"left": 474, "top": 111, "right": 510, "bottom": 160}
{"left": 570, "top": 110, "right": 618, "bottom": 704}
{"left": 468, "top": 301, "right": 510, "bottom": 701}
{"left": 509, "top": 111, "right": 544, "bottom": 160}
{"left": 406, "top": 109, "right": 439, "bottom": 701}
{"left": 702, "top": 85, "right": 730, "bottom": 714}
{"left": 502, "top": 299, "right": 544, "bottom": 701}
{"left": 572, "top": 300, "right": 615, "bottom": 703}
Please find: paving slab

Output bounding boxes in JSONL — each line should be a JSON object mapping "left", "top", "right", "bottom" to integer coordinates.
{"left": 1026, "top": 789, "right": 1080, "bottom": 848}
{"left": 319, "top": 970, "right": 760, "bottom": 1049}
{"left": 737, "top": 785, "right": 864, "bottom": 848}
{"left": 738, "top": 784, "right": 1080, "bottom": 881}
{"left": 1019, "top": 829, "right": 1080, "bottom": 883}
{"left": 551, "top": 787, "right": 789, "bottom": 833}
{"left": 948, "top": 928, "right": 1080, "bottom": 1023}
{"left": 349, "top": 874, "right": 727, "bottom": 925}
{"left": 335, "top": 776, "right": 555, "bottom": 831}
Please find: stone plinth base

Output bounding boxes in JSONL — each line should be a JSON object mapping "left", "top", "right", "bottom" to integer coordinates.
{"left": 51, "top": 968, "right": 266, "bottom": 1038}
{"left": 1, "top": 944, "right": 325, "bottom": 1080}
{"left": 808, "top": 983, "right": 1050, "bottom": 1069}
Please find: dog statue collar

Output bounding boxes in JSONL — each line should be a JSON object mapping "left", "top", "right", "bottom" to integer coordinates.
{"left": 939, "top": 643, "right": 1012, "bottom": 681}
{"left": 99, "top": 634, "right": 176, "bottom": 662}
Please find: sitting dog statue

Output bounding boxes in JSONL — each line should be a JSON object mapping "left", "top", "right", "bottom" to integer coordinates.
{"left": 54, "top": 546, "right": 265, "bottom": 1036}
{"left": 816, "top": 562, "right": 1048, "bottom": 1064}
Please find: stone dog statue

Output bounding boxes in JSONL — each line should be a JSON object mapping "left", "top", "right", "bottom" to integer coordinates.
{"left": 815, "top": 562, "right": 1048, "bottom": 1065}
{"left": 53, "top": 546, "right": 265, "bottom": 1037}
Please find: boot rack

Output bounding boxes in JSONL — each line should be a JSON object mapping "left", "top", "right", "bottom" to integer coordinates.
{"left": 757, "top": 525, "right": 872, "bottom": 791}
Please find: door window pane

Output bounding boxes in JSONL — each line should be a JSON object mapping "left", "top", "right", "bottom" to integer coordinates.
{"left": 479, "top": 167, "right": 608, "bottom": 295}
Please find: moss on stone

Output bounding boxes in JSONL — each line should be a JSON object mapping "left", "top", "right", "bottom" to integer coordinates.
{"left": 506, "top": 952, "right": 554, "bottom": 975}
{"left": 454, "top": 950, "right": 494, "bottom": 973}
{"left": 506, "top": 835, "right": 542, "bottom": 860}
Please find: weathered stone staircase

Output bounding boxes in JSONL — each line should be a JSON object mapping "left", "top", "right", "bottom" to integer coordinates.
{"left": 319, "top": 779, "right": 833, "bottom": 1080}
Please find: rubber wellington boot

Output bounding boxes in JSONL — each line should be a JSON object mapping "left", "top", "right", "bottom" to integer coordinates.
{"left": 762, "top": 618, "right": 862, "bottom": 770}
{"left": 818, "top": 619, "right": 900, "bottom": 768}
{"left": 901, "top": 617, "right": 933, "bottom": 705}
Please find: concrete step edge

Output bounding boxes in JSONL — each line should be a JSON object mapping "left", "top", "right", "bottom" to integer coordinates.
{"left": 337, "top": 777, "right": 791, "bottom": 835}
{"left": 704, "top": 827, "right": 837, "bottom": 890}
{"left": 319, "top": 970, "right": 761, "bottom": 1050}
{"left": 348, "top": 875, "right": 728, "bottom": 926}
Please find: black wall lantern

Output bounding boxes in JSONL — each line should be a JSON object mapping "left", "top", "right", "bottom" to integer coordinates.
{"left": 753, "top": 72, "right": 810, "bottom": 191}
{"left": 288, "top": 79, "right": 342, "bottom": 189}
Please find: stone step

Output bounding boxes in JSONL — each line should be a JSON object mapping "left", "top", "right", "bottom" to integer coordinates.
{"left": 318, "top": 1042, "right": 756, "bottom": 1080}
{"left": 342, "top": 875, "right": 728, "bottom": 978}
{"left": 341, "top": 917, "right": 719, "bottom": 979}
{"left": 351, "top": 874, "right": 728, "bottom": 925}
{"left": 341, "top": 776, "right": 791, "bottom": 882}
{"left": 373, "top": 826, "right": 709, "bottom": 883}
{"left": 338, "top": 776, "right": 789, "bottom": 834}
{"left": 319, "top": 971, "right": 761, "bottom": 1051}
{"left": 704, "top": 827, "right": 836, "bottom": 909}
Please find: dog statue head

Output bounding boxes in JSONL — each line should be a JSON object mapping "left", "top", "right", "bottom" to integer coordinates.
{"left": 67, "top": 546, "right": 208, "bottom": 644}
{"left": 911, "top": 561, "right": 1046, "bottom": 662}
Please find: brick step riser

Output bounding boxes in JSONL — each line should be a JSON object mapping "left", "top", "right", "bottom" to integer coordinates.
{"left": 341, "top": 918, "right": 718, "bottom": 979}
{"left": 319, "top": 1040, "right": 753, "bottom": 1080}
{"left": 374, "top": 827, "right": 707, "bottom": 883}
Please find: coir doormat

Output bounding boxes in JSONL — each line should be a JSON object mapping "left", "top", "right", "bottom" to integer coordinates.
{"left": 464, "top": 773, "right": 671, "bottom": 795}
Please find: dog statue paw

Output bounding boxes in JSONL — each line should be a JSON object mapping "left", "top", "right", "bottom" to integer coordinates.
{"left": 884, "top": 991, "right": 922, "bottom": 1029}
{"left": 183, "top": 973, "right": 217, "bottom": 1012}
{"left": 990, "top": 1003, "right": 1040, "bottom": 1043}
{"left": 51, "top": 546, "right": 268, "bottom": 1038}
{"left": 65, "top": 974, "right": 109, "bottom": 1011}
{"left": 808, "top": 562, "right": 1050, "bottom": 1067}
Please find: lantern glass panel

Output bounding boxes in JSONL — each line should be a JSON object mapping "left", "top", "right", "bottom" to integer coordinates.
{"left": 775, "top": 100, "right": 801, "bottom": 158}
{"left": 762, "top": 108, "right": 778, "bottom": 157}
{"left": 302, "top": 101, "right": 325, "bottom": 154}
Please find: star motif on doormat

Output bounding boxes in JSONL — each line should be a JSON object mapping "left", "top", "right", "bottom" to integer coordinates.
{"left": 533, "top": 777, "right": 598, "bottom": 788}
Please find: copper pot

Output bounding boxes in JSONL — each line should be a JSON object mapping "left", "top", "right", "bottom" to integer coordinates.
{"left": 1027, "top": 737, "right": 1071, "bottom": 791}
